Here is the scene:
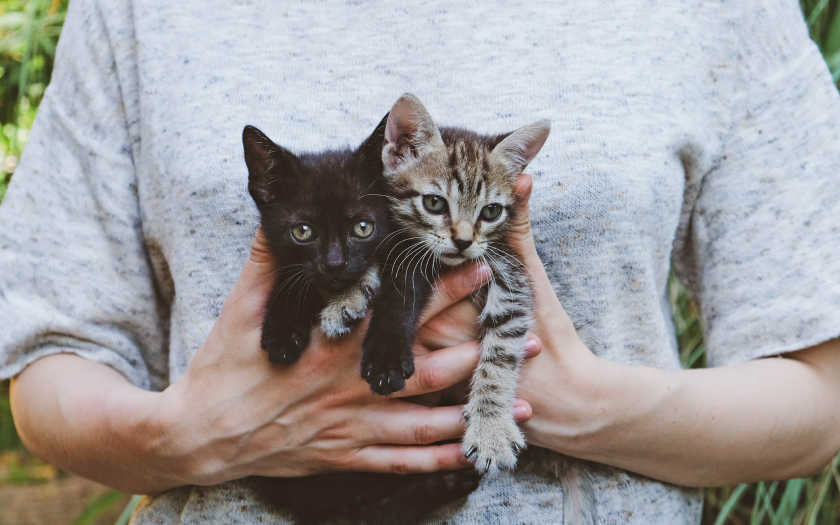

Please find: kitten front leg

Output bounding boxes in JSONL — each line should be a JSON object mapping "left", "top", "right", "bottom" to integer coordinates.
{"left": 261, "top": 281, "right": 322, "bottom": 365}
{"left": 320, "top": 265, "right": 380, "bottom": 338}
{"left": 360, "top": 272, "right": 432, "bottom": 395}
{"left": 462, "top": 265, "right": 531, "bottom": 473}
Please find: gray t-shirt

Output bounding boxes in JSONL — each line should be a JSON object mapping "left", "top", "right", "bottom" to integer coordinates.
{"left": 2, "top": 0, "right": 840, "bottom": 523}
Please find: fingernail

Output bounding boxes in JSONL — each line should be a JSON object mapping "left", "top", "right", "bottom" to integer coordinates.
{"left": 474, "top": 263, "right": 492, "bottom": 282}
{"left": 524, "top": 337, "right": 540, "bottom": 357}
{"left": 513, "top": 404, "right": 530, "bottom": 422}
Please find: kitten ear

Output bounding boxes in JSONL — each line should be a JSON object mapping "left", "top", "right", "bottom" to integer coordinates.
{"left": 492, "top": 119, "right": 551, "bottom": 175}
{"left": 382, "top": 93, "right": 444, "bottom": 175}
{"left": 242, "top": 125, "right": 297, "bottom": 209}
{"left": 357, "top": 112, "right": 389, "bottom": 174}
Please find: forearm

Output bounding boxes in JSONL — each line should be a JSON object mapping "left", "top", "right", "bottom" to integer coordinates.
{"left": 10, "top": 354, "right": 182, "bottom": 494}
{"left": 530, "top": 338, "right": 840, "bottom": 487}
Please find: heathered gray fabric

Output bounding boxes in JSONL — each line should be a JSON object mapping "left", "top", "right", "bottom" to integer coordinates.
{"left": 1, "top": 0, "right": 839, "bottom": 523}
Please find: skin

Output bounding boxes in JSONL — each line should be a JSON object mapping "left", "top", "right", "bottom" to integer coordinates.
{"left": 509, "top": 174, "right": 840, "bottom": 486}
{"left": 9, "top": 229, "right": 538, "bottom": 494}
{"left": 11, "top": 174, "right": 840, "bottom": 493}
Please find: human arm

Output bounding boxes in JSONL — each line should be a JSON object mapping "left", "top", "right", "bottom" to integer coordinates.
{"left": 11, "top": 229, "right": 538, "bottom": 494}
{"left": 509, "top": 173, "right": 840, "bottom": 487}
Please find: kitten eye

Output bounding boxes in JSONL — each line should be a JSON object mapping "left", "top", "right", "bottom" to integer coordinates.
{"left": 352, "top": 220, "right": 375, "bottom": 239}
{"left": 422, "top": 195, "right": 448, "bottom": 214}
{"left": 480, "top": 204, "right": 503, "bottom": 221}
{"left": 290, "top": 224, "right": 315, "bottom": 242}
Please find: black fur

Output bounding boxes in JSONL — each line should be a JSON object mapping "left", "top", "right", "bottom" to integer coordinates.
{"left": 242, "top": 118, "right": 478, "bottom": 522}
{"left": 243, "top": 120, "right": 390, "bottom": 364}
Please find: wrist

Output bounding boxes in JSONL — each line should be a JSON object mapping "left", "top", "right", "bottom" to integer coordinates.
{"left": 142, "top": 374, "right": 231, "bottom": 489}
{"left": 568, "top": 358, "right": 675, "bottom": 466}
{"left": 522, "top": 338, "right": 605, "bottom": 454}
{"left": 98, "top": 379, "right": 195, "bottom": 492}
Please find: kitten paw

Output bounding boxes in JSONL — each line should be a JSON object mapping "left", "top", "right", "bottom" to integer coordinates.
{"left": 262, "top": 323, "right": 311, "bottom": 365}
{"left": 319, "top": 300, "right": 365, "bottom": 338}
{"left": 462, "top": 410, "right": 525, "bottom": 474}
{"left": 319, "top": 270, "right": 379, "bottom": 338}
{"left": 360, "top": 337, "right": 414, "bottom": 395}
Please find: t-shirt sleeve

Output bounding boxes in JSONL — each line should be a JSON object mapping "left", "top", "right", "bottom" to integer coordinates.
{"left": 673, "top": 0, "right": 840, "bottom": 367}
{"left": 0, "top": 0, "right": 167, "bottom": 390}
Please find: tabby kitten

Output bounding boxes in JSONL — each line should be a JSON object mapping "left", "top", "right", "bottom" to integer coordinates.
{"left": 242, "top": 120, "right": 479, "bottom": 523}
{"left": 364, "top": 94, "right": 594, "bottom": 525}
{"left": 364, "top": 94, "right": 548, "bottom": 471}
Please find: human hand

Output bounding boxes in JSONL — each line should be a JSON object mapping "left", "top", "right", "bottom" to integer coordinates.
{"left": 153, "top": 230, "right": 535, "bottom": 486}
{"left": 505, "top": 174, "right": 604, "bottom": 455}
{"left": 410, "top": 257, "right": 542, "bottom": 408}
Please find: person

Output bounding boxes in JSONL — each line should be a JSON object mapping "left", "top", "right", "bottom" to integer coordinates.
{"left": 2, "top": 0, "right": 840, "bottom": 523}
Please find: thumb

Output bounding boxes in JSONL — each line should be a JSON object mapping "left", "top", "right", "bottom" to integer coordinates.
{"left": 508, "top": 174, "right": 538, "bottom": 261}
{"left": 225, "top": 228, "right": 279, "bottom": 318}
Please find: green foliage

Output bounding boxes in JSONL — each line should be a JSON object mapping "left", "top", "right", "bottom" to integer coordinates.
{"left": 0, "top": 0, "right": 67, "bottom": 193}
{"left": 805, "top": 0, "right": 840, "bottom": 83}
{"left": 0, "top": 381, "right": 21, "bottom": 452}
{"left": 0, "top": 1, "right": 839, "bottom": 524}
{"left": 71, "top": 490, "right": 128, "bottom": 525}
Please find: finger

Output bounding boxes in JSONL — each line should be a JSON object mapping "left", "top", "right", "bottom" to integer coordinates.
{"left": 513, "top": 399, "right": 533, "bottom": 422}
{"left": 419, "top": 264, "right": 493, "bottom": 326}
{"left": 416, "top": 298, "right": 481, "bottom": 352}
{"left": 508, "top": 173, "right": 534, "bottom": 251}
{"left": 354, "top": 443, "right": 471, "bottom": 474}
{"left": 394, "top": 340, "right": 481, "bottom": 397}
{"left": 362, "top": 403, "right": 466, "bottom": 445}
{"left": 221, "top": 228, "right": 280, "bottom": 331}
{"left": 524, "top": 335, "right": 542, "bottom": 359}
{"left": 227, "top": 229, "right": 277, "bottom": 300}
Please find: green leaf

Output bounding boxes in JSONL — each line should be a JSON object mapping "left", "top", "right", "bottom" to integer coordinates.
{"left": 714, "top": 484, "right": 749, "bottom": 525}
{"left": 114, "top": 495, "right": 143, "bottom": 525}
{"left": 71, "top": 490, "right": 126, "bottom": 525}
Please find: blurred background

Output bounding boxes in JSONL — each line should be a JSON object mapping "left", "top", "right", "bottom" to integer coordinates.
{"left": 1, "top": 0, "right": 840, "bottom": 524}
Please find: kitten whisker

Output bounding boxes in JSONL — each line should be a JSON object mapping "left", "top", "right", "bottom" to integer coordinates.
{"left": 375, "top": 227, "right": 410, "bottom": 252}
{"left": 360, "top": 192, "right": 399, "bottom": 202}
{"left": 385, "top": 236, "right": 422, "bottom": 267}
{"left": 484, "top": 244, "right": 531, "bottom": 278}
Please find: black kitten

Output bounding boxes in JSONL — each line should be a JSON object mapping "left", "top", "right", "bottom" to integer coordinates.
{"left": 242, "top": 120, "right": 479, "bottom": 523}
{"left": 243, "top": 122, "right": 389, "bottom": 364}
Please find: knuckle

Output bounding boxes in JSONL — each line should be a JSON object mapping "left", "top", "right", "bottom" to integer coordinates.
{"left": 420, "top": 317, "right": 448, "bottom": 342}
{"left": 390, "top": 456, "right": 413, "bottom": 475}
{"left": 331, "top": 451, "right": 357, "bottom": 472}
{"left": 436, "top": 452, "right": 452, "bottom": 471}
{"left": 418, "top": 362, "right": 447, "bottom": 392}
{"left": 413, "top": 422, "right": 438, "bottom": 445}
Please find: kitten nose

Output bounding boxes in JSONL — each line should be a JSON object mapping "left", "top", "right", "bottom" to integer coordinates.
{"left": 322, "top": 260, "right": 347, "bottom": 276}
{"left": 453, "top": 238, "right": 473, "bottom": 251}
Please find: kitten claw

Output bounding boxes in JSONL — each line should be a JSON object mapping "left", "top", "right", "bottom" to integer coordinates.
{"left": 261, "top": 322, "right": 311, "bottom": 366}
{"left": 360, "top": 333, "right": 414, "bottom": 395}
{"left": 462, "top": 411, "right": 525, "bottom": 474}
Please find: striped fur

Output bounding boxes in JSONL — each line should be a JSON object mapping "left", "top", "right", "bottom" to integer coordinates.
{"left": 380, "top": 94, "right": 594, "bottom": 524}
